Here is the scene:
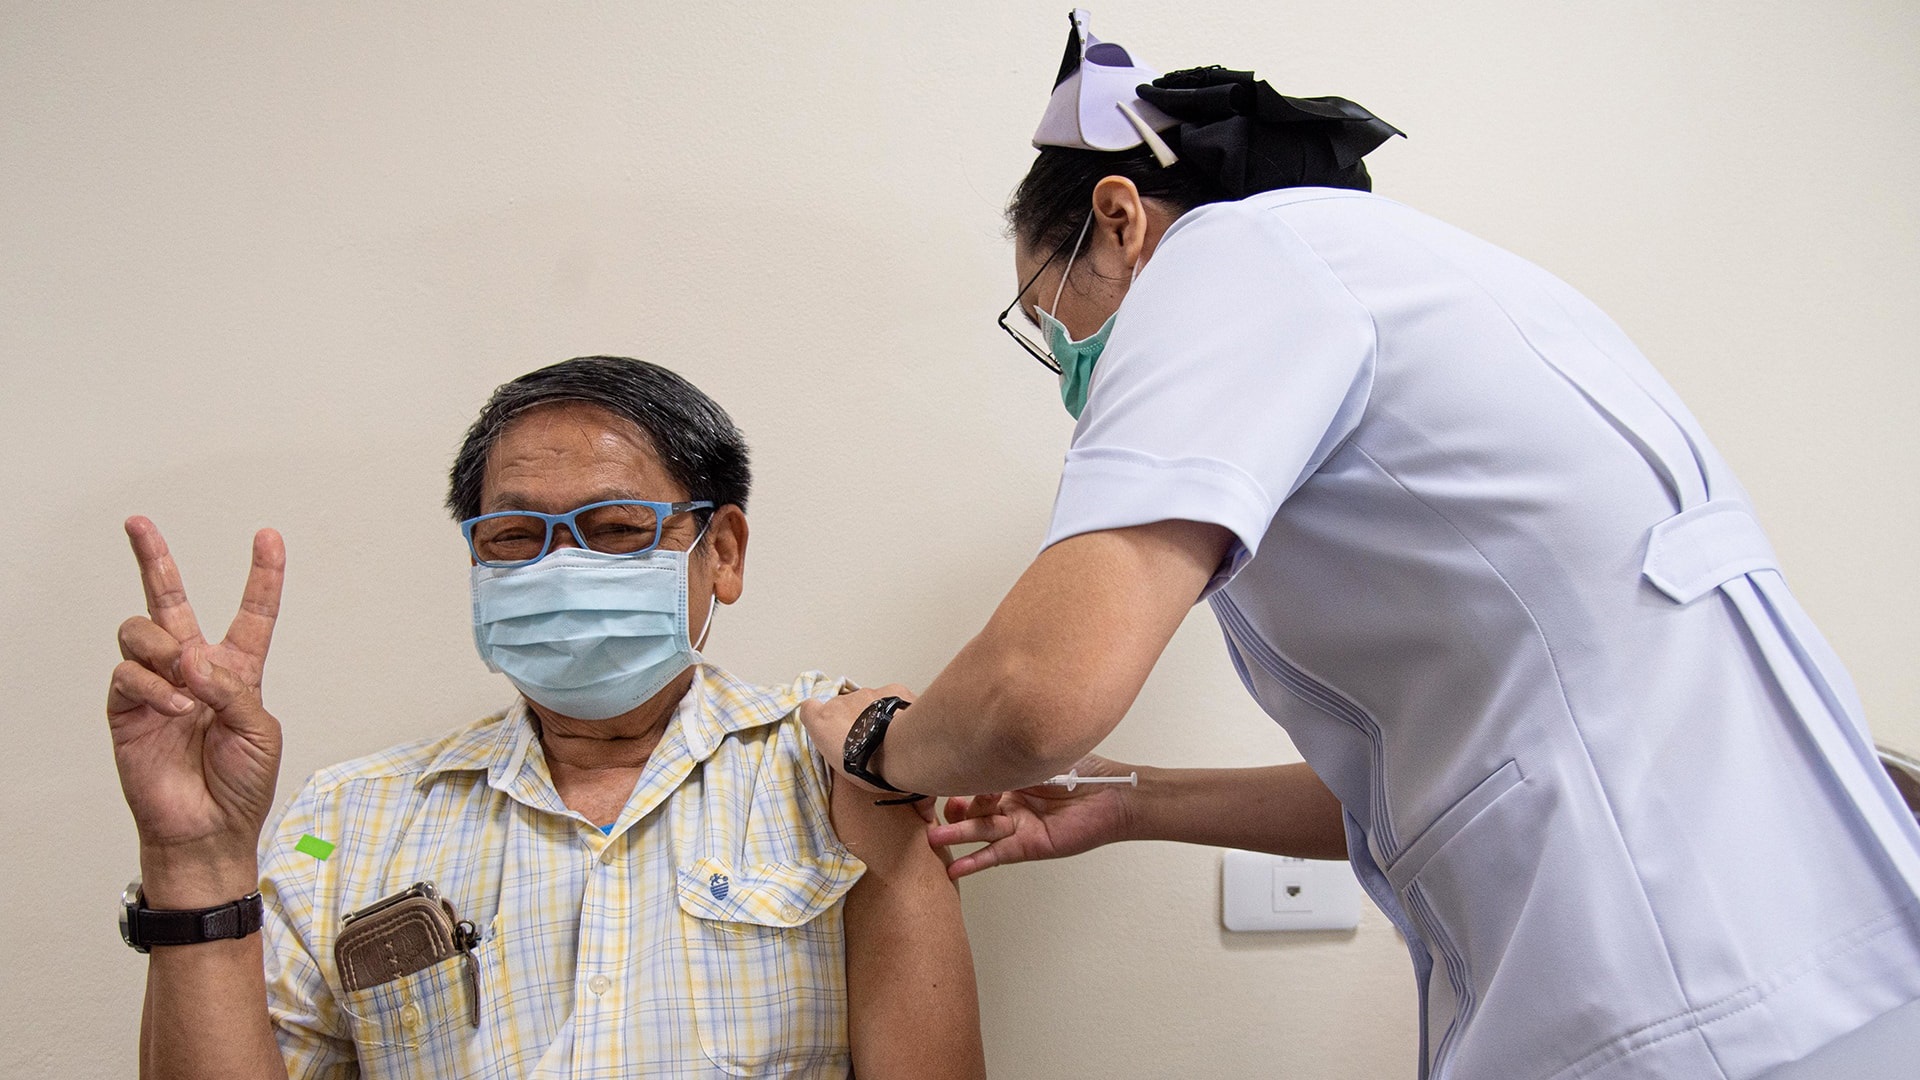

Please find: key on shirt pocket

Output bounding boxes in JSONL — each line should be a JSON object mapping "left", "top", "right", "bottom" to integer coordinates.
{"left": 677, "top": 853, "right": 862, "bottom": 1077}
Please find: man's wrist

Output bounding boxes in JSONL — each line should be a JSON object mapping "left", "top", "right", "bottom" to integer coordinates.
{"left": 138, "top": 847, "right": 261, "bottom": 909}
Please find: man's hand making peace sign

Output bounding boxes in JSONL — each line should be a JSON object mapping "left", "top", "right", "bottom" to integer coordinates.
{"left": 107, "top": 516, "right": 286, "bottom": 910}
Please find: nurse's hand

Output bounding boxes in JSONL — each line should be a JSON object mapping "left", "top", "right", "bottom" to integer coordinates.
{"left": 928, "top": 754, "right": 1137, "bottom": 880}
{"left": 801, "top": 684, "right": 920, "bottom": 794}
{"left": 107, "top": 517, "right": 285, "bottom": 908}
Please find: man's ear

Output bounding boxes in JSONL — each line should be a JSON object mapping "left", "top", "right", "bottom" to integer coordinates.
{"left": 703, "top": 504, "right": 749, "bottom": 605}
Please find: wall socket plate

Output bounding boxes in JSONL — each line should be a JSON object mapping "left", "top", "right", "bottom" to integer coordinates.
{"left": 1221, "top": 850, "right": 1363, "bottom": 932}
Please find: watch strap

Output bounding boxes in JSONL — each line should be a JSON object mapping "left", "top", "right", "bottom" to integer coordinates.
{"left": 128, "top": 890, "right": 264, "bottom": 951}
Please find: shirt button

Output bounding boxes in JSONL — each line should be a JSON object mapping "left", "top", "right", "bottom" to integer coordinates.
{"left": 587, "top": 974, "right": 612, "bottom": 996}
{"left": 398, "top": 1002, "right": 421, "bottom": 1029}
{"left": 780, "top": 903, "right": 800, "bottom": 922}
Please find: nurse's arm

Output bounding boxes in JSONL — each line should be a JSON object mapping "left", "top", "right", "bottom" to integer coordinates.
{"left": 933, "top": 760, "right": 1348, "bottom": 878}
{"left": 1128, "top": 762, "right": 1349, "bottom": 858}
{"left": 829, "top": 518, "right": 1233, "bottom": 796}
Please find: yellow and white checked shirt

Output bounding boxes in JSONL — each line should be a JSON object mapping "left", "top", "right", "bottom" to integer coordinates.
{"left": 257, "top": 665, "right": 864, "bottom": 1079}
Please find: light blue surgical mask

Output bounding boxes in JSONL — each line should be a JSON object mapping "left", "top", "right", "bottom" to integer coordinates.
{"left": 1037, "top": 217, "right": 1138, "bottom": 421}
{"left": 470, "top": 546, "right": 713, "bottom": 721}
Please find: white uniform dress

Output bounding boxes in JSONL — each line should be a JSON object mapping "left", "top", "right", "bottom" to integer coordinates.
{"left": 1044, "top": 188, "right": 1920, "bottom": 1080}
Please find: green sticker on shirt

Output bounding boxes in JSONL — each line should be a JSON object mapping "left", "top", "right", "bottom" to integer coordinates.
{"left": 295, "top": 834, "right": 336, "bottom": 861}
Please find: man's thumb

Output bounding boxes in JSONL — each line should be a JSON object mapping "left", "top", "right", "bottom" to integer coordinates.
{"left": 179, "top": 646, "right": 270, "bottom": 735}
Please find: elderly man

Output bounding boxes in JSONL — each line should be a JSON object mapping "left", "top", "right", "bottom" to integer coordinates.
{"left": 107, "top": 356, "right": 983, "bottom": 1078}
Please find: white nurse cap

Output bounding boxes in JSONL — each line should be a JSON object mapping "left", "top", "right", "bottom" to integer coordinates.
{"left": 1031, "top": 9, "right": 1181, "bottom": 165}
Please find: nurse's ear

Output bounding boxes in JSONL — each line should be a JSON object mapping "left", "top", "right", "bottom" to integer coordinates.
{"left": 1090, "top": 176, "right": 1178, "bottom": 277}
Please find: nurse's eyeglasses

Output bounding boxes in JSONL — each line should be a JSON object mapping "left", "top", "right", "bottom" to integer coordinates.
{"left": 996, "top": 220, "right": 1091, "bottom": 375}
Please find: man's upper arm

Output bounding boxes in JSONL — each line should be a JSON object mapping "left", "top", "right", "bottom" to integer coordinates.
{"left": 829, "top": 778, "right": 986, "bottom": 1080}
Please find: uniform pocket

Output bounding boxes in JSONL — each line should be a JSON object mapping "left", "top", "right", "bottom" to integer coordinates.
{"left": 1384, "top": 760, "right": 1524, "bottom": 893}
{"left": 677, "top": 854, "right": 862, "bottom": 1077}
{"left": 1383, "top": 760, "right": 1564, "bottom": 1075}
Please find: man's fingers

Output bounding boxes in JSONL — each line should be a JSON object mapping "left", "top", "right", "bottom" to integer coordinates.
{"left": 107, "top": 660, "right": 197, "bottom": 717}
{"left": 222, "top": 528, "right": 285, "bottom": 661}
{"left": 118, "top": 617, "right": 184, "bottom": 679}
{"left": 124, "top": 517, "right": 207, "bottom": 646}
{"left": 178, "top": 645, "right": 272, "bottom": 737}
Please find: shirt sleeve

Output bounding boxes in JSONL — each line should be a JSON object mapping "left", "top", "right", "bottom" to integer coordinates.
{"left": 1045, "top": 197, "right": 1377, "bottom": 593}
{"left": 258, "top": 780, "right": 358, "bottom": 1078}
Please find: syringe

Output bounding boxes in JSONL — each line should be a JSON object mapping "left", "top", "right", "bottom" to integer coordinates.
{"left": 1044, "top": 769, "right": 1139, "bottom": 792}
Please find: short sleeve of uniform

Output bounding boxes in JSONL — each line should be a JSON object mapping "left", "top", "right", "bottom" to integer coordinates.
{"left": 1044, "top": 197, "right": 1377, "bottom": 592}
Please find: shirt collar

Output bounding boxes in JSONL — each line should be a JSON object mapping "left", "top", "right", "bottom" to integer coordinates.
{"left": 415, "top": 663, "right": 808, "bottom": 801}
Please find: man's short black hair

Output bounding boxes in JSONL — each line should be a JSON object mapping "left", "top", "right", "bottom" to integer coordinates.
{"left": 446, "top": 356, "right": 751, "bottom": 522}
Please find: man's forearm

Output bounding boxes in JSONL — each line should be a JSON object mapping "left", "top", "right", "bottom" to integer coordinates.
{"left": 138, "top": 857, "right": 287, "bottom": 1080}
{"left": 1127, "top": 762, "right": 1349, "bottom": 860}
{"left": 142, "top": 937, "right": 286, "bottom": 1080}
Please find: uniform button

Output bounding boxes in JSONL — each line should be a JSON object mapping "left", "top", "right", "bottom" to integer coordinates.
{"left": 398, "top": 1002, "right": 421, "bottom": 1029}
{"left": 587, "top": 974, "right": 612, "bottom": 996}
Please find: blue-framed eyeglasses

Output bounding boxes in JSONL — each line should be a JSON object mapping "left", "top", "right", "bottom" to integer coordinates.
{"left": 460, "top": 499, "right": 715, "bottom": 568}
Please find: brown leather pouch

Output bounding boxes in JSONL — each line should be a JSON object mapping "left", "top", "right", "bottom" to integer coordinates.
{"left": 334, "top": 882, "right": 479, "bottom": 1020}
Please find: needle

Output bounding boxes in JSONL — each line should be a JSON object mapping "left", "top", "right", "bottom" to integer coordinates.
{"left": 1044, "top": 769, "right": 1139, "bottom": 792}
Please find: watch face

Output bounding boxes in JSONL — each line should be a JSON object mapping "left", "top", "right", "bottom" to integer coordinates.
{"left": 846, "top": 711, "right": 878, "bottom": 755}
{"left": 120, "top": 881, "right": 142, "bottom": 951}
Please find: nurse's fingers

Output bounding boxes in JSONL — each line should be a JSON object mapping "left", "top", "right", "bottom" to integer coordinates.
{"left": 944, "top": 841, "right": 1013, "bottom": 880}
{"left": 942, "top": 791, "right": 1002, "bottom": 824}
{"left": 927, "top": 811, "right": 1013, "bottom": 850}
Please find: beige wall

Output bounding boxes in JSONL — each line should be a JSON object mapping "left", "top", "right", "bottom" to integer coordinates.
{"left": 4, "top": 2, "right": 1917, "bottom": 1076}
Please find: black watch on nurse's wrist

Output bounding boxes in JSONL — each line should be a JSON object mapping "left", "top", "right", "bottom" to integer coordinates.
{"left": 842, "top": 696, "right": 917, "bottom": 796}
{"left": 119, "top": 880, "right": 265, "bottom": 954}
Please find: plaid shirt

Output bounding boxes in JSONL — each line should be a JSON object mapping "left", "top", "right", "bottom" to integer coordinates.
{"left": 257, "top": 665, "right": 863, "bottom": 1079}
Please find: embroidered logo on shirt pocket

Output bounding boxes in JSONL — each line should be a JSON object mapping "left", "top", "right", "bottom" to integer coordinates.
{"left": 676, "top": 854, "right": 861, "bottom": 1076}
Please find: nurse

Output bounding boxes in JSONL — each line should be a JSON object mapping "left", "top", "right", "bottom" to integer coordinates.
{"left": 802, "top": 10, "right": 1920, "bottom": 1080}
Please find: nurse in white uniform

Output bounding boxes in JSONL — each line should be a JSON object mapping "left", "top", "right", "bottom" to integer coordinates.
{"left": 802, "top": 11, "right": 1920, "bottom": 1078}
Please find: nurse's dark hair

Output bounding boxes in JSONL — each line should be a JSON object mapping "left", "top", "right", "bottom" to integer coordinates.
{"left": 1006, "top": 133, "right": 1372, "bottom": 253}
{"left": 445, "top": 355, "right": 752, "bottom": 525}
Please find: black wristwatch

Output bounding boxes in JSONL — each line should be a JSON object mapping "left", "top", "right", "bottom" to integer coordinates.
{"left": 120, "top": 880, "right": 264, "bottom": 954}
{"left": 843, "top": 695, "right": 916, "bottom": 795}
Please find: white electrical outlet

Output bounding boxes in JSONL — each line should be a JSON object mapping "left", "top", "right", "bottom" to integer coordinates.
{"left": 1222, "top": 850, "right": 1363, "bottom": 931}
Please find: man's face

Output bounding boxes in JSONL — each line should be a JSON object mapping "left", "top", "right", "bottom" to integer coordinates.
{"left": 478, "top": 399, "right": 724, "bottom": 624}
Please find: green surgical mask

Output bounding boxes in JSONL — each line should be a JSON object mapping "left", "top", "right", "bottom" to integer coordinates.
{"left": 1036, "top": 214, "right": 1138, "bottom": 421}
{"left": 1039, "top": 309, "right": 1115, "bottom": 420}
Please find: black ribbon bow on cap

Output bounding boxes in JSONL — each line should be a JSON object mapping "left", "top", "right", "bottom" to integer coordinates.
{"left": 1137, "top": 66, "right": 1404, "bottom": 198}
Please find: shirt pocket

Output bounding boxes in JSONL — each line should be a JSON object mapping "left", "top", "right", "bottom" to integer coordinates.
{"left": 676, "top": 853, "right": 862, "bottom": 1077}
{"left": 337, "top": 949, "right": 481, "bottom": 1079}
